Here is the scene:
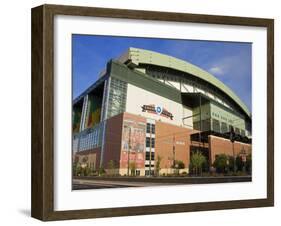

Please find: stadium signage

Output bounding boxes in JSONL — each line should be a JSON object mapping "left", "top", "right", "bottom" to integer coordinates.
{"left": 141, "top": 104, "right": 173, "bottom": 120}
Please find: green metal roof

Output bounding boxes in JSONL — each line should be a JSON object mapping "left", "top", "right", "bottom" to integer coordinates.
{"left": 118, "top": 47, "right": 250, "bottom": 118}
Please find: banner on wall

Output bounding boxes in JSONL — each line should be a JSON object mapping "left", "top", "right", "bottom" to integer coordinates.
{"left": 121, "top": 120, "right": 146, "bottom": 168}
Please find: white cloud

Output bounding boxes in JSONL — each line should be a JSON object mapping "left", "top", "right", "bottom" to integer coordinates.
{"left": 209, "top": 66, "right": 224, "bottom": 75}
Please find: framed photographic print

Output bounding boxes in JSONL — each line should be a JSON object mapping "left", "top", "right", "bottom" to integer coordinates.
{"left": 31, "top": 4, "right": 274, "bottom": 221}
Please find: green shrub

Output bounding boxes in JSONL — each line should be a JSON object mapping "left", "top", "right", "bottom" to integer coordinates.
{"left": 213, "top": 154, "right": 228, "bottom": 174}
{"left": 98, "top": 167, "right": 106, "bottom": 176}
{"left": 190, "top": 150, "right": 207, "bottom": 175}
{"left": 235, "top": 155, "right": 244, "bottom": 172}
{"left": 246, "top": 154, "right": 252, "bottom": 174}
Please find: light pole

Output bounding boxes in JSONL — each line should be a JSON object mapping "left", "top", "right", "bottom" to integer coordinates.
{"left": 172, "top": 134, "right": 176, "bottom": 175}
{"left": 241, "top": 146, "right": 246, "bottom": 173}
{"left": 125, "top": 125, "right": 131, "bottom": 176}
{"left": 149, "top": 125, "right": 152, "bottom": 177}
{"left": 230, "top": 126, "right": 236, "bottom": 173}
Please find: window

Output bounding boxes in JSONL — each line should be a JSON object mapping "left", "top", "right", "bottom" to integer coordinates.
{"left": 151, "top": 138, "right": 155, "bottom": 148}
{"left": 202, "top": 119, "right": 211, "bottom": 131}
{"left": 145, "top": 164, "right": 154, "bottom": 167}
{"left": 146, "top": 123, "right": 151, "bottom": 133}
{"left": 106, "top": 78, "right": 127, "bottom": 119}
{"left": 221, "top": 122, "right": 228, "bottom": 133}
{"left": 146, "top": 123, "right": 155, "bottom": 134}
{"left": 235, "top": 127, "right": 240, "bottom": 135}
{"left": 145, "top": 152, "right": 155, "bottom": 161}
{"left": 145, "top": 152, "right": 150, "bottom": 160}
{"left": 212, "top": 119, "right": 220, "bottom": 132}
{"left": 193, "top": 121, "right": 200, "bottom": 130}
{"left": 151, "top": 124, "right": 155, "bottom": 134}
{"left": 146, "top": 137, "right": 150, "bottom": 147}
{"left": 151, "top": 152, "right": 155, "bottom": 160}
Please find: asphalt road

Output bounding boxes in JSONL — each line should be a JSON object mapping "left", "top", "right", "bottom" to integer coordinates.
{"left": 73, "top": 176, "right": 252, "bottom": 190}
{"left": 72, "top": 179, "right": 175, "bottom": 189}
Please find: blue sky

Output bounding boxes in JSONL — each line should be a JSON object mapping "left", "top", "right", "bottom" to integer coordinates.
{"left": 72, "top": 35, "right": 252, "bottom": 112}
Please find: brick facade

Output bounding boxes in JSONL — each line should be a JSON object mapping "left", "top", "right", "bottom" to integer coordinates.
{"left": 74, "top": 112, "right": 252, "bottom": 175}
{"left": 102, "top": 113, "right": 124, "bottom": 169}
{"left": 209, "top": 135, "right": 251, "bottom": 163}
{"left": 155, "top": 121, "right": 193, "bottom": 174}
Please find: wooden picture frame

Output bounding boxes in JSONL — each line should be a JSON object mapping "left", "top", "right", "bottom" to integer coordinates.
{"left": 31, "top": 4, "right": 274, "bottom": 221}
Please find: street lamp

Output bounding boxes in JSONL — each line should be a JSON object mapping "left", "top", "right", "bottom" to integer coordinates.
{"left": 124, "top": 125, "right": 131, "bottom": 176}
{"left": 241, "top": 146, "right": 246, "bottom": 173}
{"left": 149, "top": 124, "right": 152, "bottom": 177}
{"left": 230, "top": 126, "right": 236, "bottom": 173}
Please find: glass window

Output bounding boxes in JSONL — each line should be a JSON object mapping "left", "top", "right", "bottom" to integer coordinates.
{"left": 151, "top": 138, "right": 155, "bottom": 148}
{"left": 146, "top": 123, "right": 151, "bottom": 133}
{"left": 193, "top": 121, "right": 200, "bottom": 130}
{"left": 145, "top": 164, "right": 154, "bottom": 167}
{"left": 212, "top": 119, "right": 220, "bottom": 133}
{"left": 235, "top": 127, "right": 240, "bottom": 135}
{"left": 151, "top": 124, "right": 155, "bottom": 134}
{"left": 145, "top": 152, "right": 150, "bottom": 160}
{"left": 146, "top": 137, "right": 150, "bottom": 147}
{"left": 221, "top": 122, "right": 228, "bottom": 133}
{"left": 151, "top": 152, "right": 155, "bottom": 160}
{"left": 106, "top": 78, "right": 127, "bottom": 119}
{"left": 202, "top": 119, "right": 211, "bottom": 131}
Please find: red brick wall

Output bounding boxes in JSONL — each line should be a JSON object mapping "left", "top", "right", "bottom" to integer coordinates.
{"left": 155, "top": 121, "right": 193, "bottom": 169}
{"left": 102, "top": 113, "right": 124, "bottom": 169}
{"left": 209, "top": 135, "right": 252, "bottom": 163}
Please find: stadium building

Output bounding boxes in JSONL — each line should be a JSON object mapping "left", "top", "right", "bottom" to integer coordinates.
{"left": 73, "top": 47, "right": 252, "bottom": 176}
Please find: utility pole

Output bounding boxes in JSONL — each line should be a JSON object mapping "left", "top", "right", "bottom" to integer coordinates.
{"left": 173, "top": 134, "right": 175, "bottom": 174}
{"left": 199, "top": 94, "right": 202, "bottom": 151}
{"left": 149, "top": 124, "right": 152, "bottom": 177}
{"left": 126, "top": 126, "right": 131, "bottom": 176}
{"left": 230, "top": 126, "right": 236, "bottom": 173}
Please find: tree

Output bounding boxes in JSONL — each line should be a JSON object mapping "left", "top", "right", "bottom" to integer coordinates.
{"left": 213, "top": 154, "right": 228, "bottom": 174}
{"left": 235, "top": 155, "right": 243, "bottom": 172}
{"left": 72, "top": 156, "right": 80, "bottom": 176}
{"left": 107, "top": 160, "right": 116, "bottom": 176}
{"left": 190, "top": 151, "right": 206, "bottom": 176}
{"left": 73, "top": 162, "right": 82, "bottom": 176}
{"left": 98, "top": 166, "right": 105, "bottom": 176}
{"left": 155, "top": 155, "right": 162, "bottom": 176}
{"left": 246, "top": 153, "right": 252, "bottom": 174}
{"left": 129, "top": 162, "right": 136, "bottom": 176}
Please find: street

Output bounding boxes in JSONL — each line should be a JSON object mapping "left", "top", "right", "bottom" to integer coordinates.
{"left": 72, "top": 176, "right": 252, "bottom": 190}
{"left": 72, "top": 178, "right": 176, "bottom": 189}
